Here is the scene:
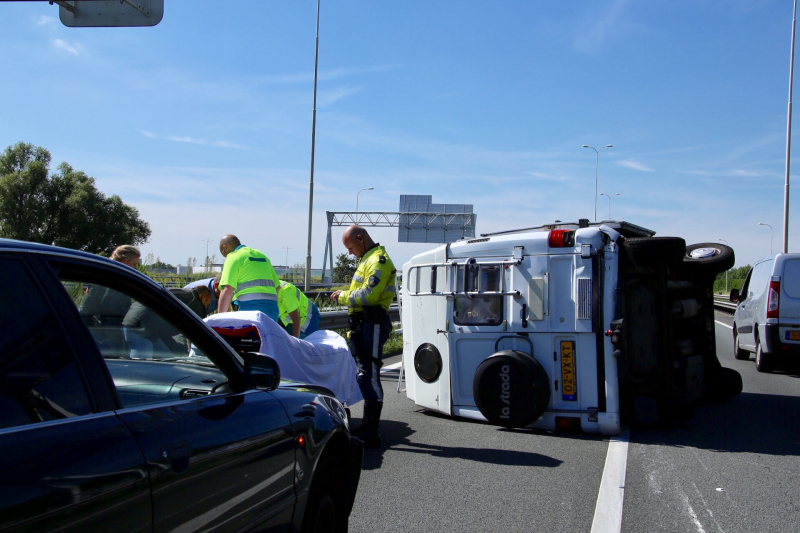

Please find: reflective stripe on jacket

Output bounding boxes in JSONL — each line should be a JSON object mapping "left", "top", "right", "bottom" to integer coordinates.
{"left": 278, "top": 281, "right": 314, "bottom": 331}
{"left": 339, "top": 245, "right": 396, "bottom": 312}
{"left": 219, "top": 246, "right": 280, "bottom": 303}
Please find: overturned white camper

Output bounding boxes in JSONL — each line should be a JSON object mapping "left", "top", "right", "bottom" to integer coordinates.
{"left": 401, "top": 220, "right": 741, "bottom": 436}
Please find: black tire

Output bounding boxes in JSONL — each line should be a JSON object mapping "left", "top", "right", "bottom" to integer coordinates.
{"left": 682, "top": 242, "right": 735, "bottom": 278}
{"left": 755, "top": 341, "right": 774, "bottom": 374}
{"left": 733, "top": 328, "right": 749, "bottom": 360}
{"left": 301, "top": 458, "right": 346, "bottom": 533}
{"left": 706, "top": 367, "right": 743, "bottom": 402}
{"left": 472, "top": 350, "right": 551, "bottom": 428}
{"left": 625, "top": 237, "right": 686, "bottom": 265}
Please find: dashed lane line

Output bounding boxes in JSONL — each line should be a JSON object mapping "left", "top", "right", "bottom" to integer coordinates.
{"left": 591, "top": 430, "right": 630, "bottom": 533}
{"left": 715, "top": 320, "right": 733, "bottom": 329}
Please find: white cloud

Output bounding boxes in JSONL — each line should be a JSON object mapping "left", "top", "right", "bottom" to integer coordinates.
{"left": 573, "top": 0, "right": 631, "bottom": 51}
{"left": 527, "top": 171, "right": 571, "bottom": 182}
{"left": 259, "top": 64, "right": 402, "bottom": 85}
{"left": 53, "top": 38, "right": 79, "bottom": 55}
{"left": 139, "top": 130, "right": 248, "bottom": 150}
{"left": 685, "top": 168, "right": 768, "bottom": 178}
{"left": 35, "top": 15, "right": 56, "bottom": 26}
{"left": 317, "top": 86, "right": 362, "bottom": 108}
{"left": 618, "top": 160, "right": 654, "bottom": 172}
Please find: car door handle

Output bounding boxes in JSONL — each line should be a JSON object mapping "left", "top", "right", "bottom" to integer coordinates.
{"left": 160, "top": 441, "right": 191, "bottom": 473}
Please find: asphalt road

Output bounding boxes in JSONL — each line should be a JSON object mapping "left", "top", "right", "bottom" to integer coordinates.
{"left": 347, "top": 311, "right": 800, "bottom": 533}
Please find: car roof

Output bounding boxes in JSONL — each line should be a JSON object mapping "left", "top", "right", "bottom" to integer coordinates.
{"left": 0, "top": 238, "right": 163, "bottom": 287}
{"left": 0, "top": 238, "right": 114, "bottom": 262}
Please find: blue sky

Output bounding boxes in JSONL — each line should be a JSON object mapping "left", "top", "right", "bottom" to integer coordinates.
{"left": 0, "top": 1, "right": 796, "bottom": 270}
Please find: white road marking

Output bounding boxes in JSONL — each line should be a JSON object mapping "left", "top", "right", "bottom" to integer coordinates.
{"left": 715, "top": 320, "right": 733, "bottom": 329}
{"left": 381, "top": 361, "right": 402, "bottom": 372}
{"left": 590, "top": 430, "right": 630, "bottom": 533}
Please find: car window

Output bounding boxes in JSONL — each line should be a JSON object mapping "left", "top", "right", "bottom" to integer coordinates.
{"left": 740, "top": 268, "right": 752, "bottom": 297}
{"left": 0, "top": 258, "right": 93, "bottom": 430}
{"left": 60, "top": 276, "right": 228, "bottom": 408}
{"left": 751, "top": 260, "right": 774, "bottom": 297}
{"left": 783, "top": 259, "right": 800, "bottom": 298}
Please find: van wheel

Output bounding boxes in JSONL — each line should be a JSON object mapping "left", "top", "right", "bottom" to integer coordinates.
{"left": 755, "top": 342, "right": 773, "bottom": 373}
{"left": 733, "top": 328, "right": 749, "bottom": 360}
{"left": 682, "top": 243, "right": 735, "bottom": 277}
{"left": 625, "top": 237, "right": 686, "bottom": 264}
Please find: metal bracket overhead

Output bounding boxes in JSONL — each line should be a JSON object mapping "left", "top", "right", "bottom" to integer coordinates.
{"left": 50, "top": 0, "right": 151, "bottom": 17}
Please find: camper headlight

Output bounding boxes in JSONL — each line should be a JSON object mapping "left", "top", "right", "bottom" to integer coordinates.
{"left": 414, "top": 343, "right": 443, "bottom": 383}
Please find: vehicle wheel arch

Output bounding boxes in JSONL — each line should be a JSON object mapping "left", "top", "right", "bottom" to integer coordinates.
{"left": 301, "top": 431, "right": 356, "bottom": 533}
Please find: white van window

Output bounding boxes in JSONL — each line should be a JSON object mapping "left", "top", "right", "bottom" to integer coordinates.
{"left": 751, "top": 260, "right": 773, "bottom": 298}
{"left": 783, "top": 259, "right": 800, "bottom": 298}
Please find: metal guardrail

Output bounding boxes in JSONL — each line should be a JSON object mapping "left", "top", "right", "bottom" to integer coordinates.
{"left": 714, "top": 294, "right": 737, "bottom": 313}
{"left": 319, "top": 305, "right": 400, "bottom": 330}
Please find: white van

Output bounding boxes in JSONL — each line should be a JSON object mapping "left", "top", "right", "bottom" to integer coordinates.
{"left": 731, "top": 253, "right": 800, "bottom": 372}
{"left": 401, "top": 219, "right": 742, "bottom": 435}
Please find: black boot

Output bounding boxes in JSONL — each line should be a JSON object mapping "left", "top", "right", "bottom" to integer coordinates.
{"left": 357, "top": 401, "right": 383, "bottom": 448}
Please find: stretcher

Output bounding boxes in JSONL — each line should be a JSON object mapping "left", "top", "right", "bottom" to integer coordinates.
{"left": 205, "top": 311, "right": 363, "bottom": 405}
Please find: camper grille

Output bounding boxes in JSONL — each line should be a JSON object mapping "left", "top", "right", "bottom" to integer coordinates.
{"left": 577, "top": 278, "right": 591, "bottom": 319}
{"left": 467, "top": 238, "right": 490, "bottom": 244}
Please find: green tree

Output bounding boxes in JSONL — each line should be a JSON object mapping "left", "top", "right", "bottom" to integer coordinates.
{"left": 333, "top": 253, "right": 358, "bottom": 283}
{"left": 0, "top": 142, "right": 151, "bottom": 254}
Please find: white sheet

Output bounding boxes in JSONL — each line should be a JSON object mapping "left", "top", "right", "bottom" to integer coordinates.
{"left": 205, "top": 311, "right": 362, "bottom": 405}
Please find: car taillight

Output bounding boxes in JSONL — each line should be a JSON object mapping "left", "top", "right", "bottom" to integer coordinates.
{"left": 548, "top": 230, "right": 575, "bottom": 248}
{"left": 767, "top": 279, "right": 781, "bottom": 319}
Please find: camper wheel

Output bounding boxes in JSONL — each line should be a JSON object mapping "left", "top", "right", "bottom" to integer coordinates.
{"left": 625, "top": 237, "right": 686, "bottom": 265}
{"left": 682, "top": 242, "right": 735, "bottom": 278}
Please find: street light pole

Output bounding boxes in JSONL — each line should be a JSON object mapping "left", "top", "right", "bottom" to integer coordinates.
{"left": 719, "top": 238, "right": 730, "bottom": 293}
{"left": 599, "top": 192, "right": 620, "bottom": 219}
{"left": 759, "top": 223, "right": 774, "bottom": 254}
{"left": 356, "top": 187, "right": 374, "bottom": 212}
{"left": 202, "top": 238, "right": 212, "bottom": 270}
{"left": 304, "top": 0, "right": 321, "bottom": 291}
{"left": 783, "top": 0, "right": 798, "bottom": 254}
{"left": 283, "top": 246, "right": 292, "bottom": 275}
{"left": 583, "top": 144, "right": 613, "bottom": 221}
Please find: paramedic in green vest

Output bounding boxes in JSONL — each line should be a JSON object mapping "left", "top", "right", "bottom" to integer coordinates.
{"left": 278, "top": 280, "right": 321, "bottom": 339}
{"left": 330, "top": 225, "right": 396, "bottom": 448}
{"left": 217, "top": 234, "right": 281, "bottom": 323}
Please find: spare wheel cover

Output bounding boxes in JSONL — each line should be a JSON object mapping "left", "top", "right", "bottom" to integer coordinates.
{"left": 473, "top": 350, "right": 551, "bottom": 428}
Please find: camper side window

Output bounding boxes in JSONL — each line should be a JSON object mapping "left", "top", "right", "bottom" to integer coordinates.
{"left": 454, "top": 265, "right": 503, "bottom": 326}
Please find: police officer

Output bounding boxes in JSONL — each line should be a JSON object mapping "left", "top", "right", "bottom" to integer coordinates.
{"left": 278, "top": 280, "right": 321, "bottom": 339}
{"left": 330, "top": 225, "right": 396, "bottom": 448}
{"left": 217, "top": 235, "right": 281, "bottom": 323}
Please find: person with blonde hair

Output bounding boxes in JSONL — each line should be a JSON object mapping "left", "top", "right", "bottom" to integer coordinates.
{"left": 110, "top": 245, "right": 141, "bottom": 268}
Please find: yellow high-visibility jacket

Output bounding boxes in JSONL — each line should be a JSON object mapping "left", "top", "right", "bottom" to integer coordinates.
{"left": 338, "top": 245, "right": 396, "bottom": 312}
{"left": 220, "top": 246, "right": 280, "bottom": 304}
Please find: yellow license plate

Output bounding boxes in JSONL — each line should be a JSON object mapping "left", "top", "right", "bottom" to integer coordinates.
{"left": 560, "top": 341, "right": 577, "bottom": 401}
{"left": 787, "top": 331, "right": 800, "bottom": 341}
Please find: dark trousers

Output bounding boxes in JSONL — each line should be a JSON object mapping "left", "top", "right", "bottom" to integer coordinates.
{"left": 350, "top": 311, "right": 392, "bottom": 402}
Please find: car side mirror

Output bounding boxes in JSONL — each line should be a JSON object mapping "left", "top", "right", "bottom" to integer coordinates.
{"left": 729, "top": 288, "right": 739, "bottom": 303}
{"left": 242, "top": 352, "right": 281, "bottom": 391}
